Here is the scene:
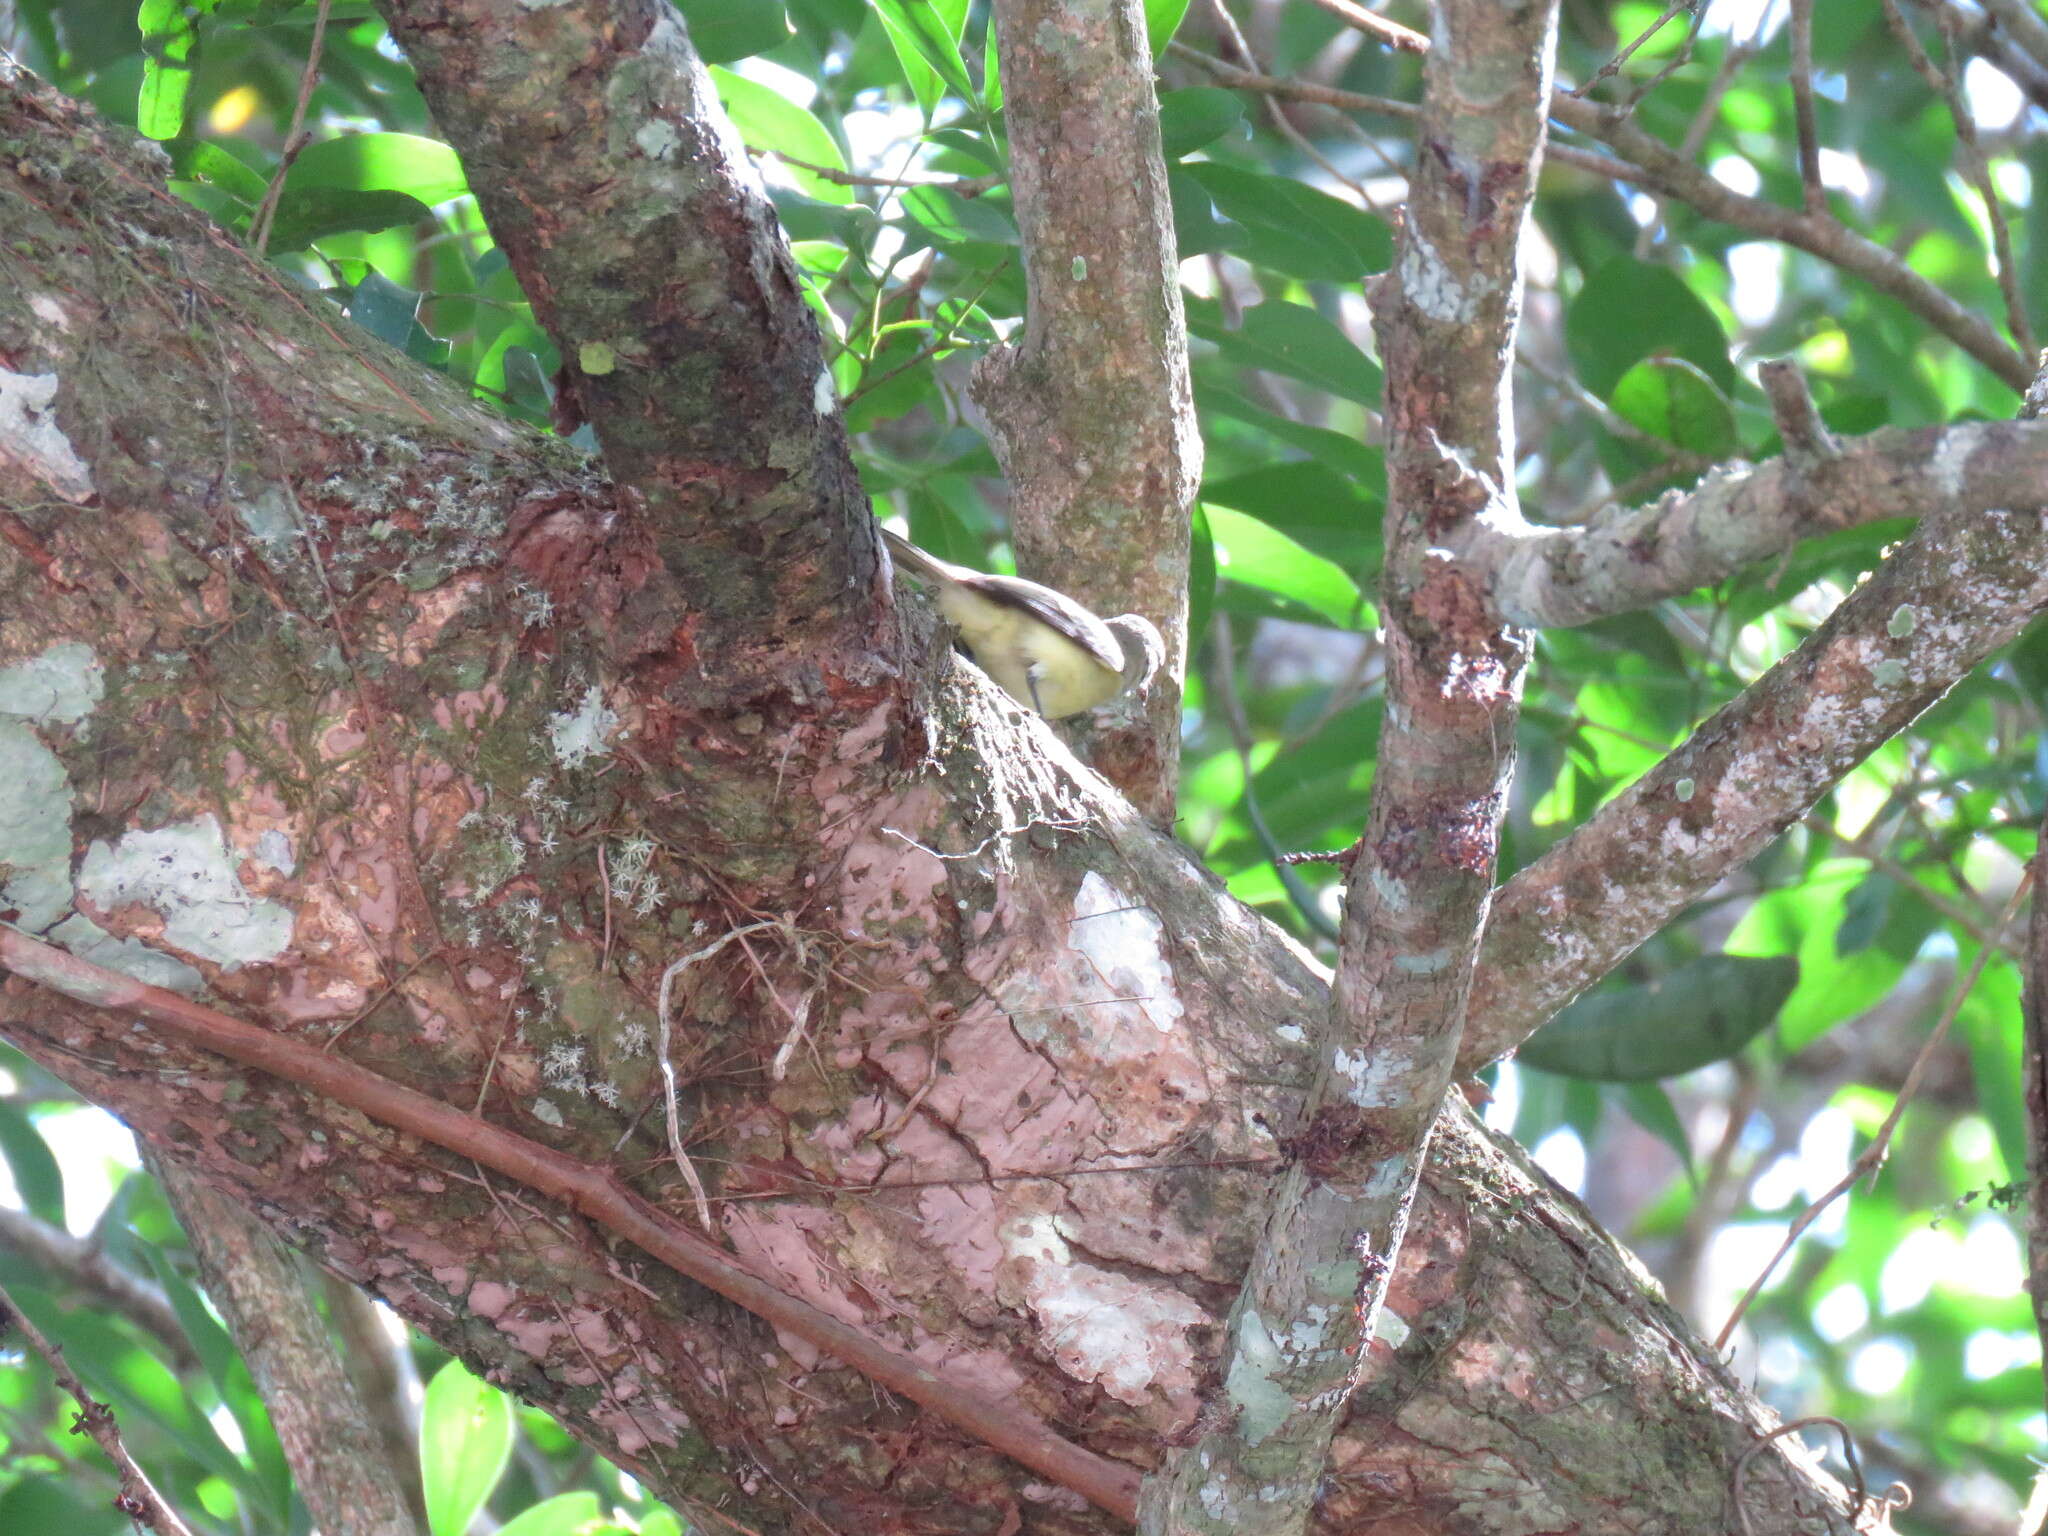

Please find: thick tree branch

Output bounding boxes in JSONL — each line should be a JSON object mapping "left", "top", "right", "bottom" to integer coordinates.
{"left": 0, "top": 59, "right": 1893, "bottom": 1534}
{"left": 1476, "top": 416, "right": 2048, "bottom": 627}
{"left": 1143, "top": 0, "right": 1556, "bottom": 1528}
{"left": 374, "top": 0, "right": 887, "bottom": 716}
{"left": 1461, "top": 473, "right": 2048, "bottom": 1073}
{"left": 155, "top": 1159, "right": 425, "bottom": 1536}
{"left": 973, "top": 0, "right": 1201, "bottom": 820}
{"left": 0, "top": 926, "right": 1145, "bottom": 1522}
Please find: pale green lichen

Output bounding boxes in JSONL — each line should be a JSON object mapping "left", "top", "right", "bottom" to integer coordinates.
{"left": 0, "top": 641, "right": 104, "bottom": 724}
{"left": 76, "top": 816, "right": 294, "bottom": 969}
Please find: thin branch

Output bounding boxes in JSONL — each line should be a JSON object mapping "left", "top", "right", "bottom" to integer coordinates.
{"left": 1572, "top": 0, "right": 1698, "bottom": 100}
{"left": 1788, "top": 0, "right": 1827, "bottom": 214}
{"left": 1487, "top": 415, "right": 2048, "bottom": 628}
{"left": 0, "top": 1276, "right": 200, "bottom": 1536}
{"left": 1714, "top": 877, "right": 2029, "bottom": 1350}
{"left": 1174, "top": 38, "right": 2034, "bottom": 387}
{"left": 0, "top": 1205, "right": 198, "bottom": 1372}
{"left": 1460, "top": 444, "right": 2048, "bottom": 1073}
{"left": 1758, "top": 359, "right": 1839, "bottom": 464}
{"left": 248, "top": 0, "right": 334, "bottom": 255}
{"left": 1297, "top": 0, "right": 1430, "bottom": 54}
{"left": 2025, "top": 788, "right": 2048, "bottom": 1438}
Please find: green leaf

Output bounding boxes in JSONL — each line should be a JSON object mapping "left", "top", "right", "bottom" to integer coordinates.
{"left": 871, "top": 0, "right": 974, "bottom": 110}
{"left": 266, "top": 187, "right": 433, "bottom": 253}
{"left": 1167, "top": 166, "right": 1245, "bottom": 260}
{"left": 1517, "top": 954, "right": 1800, "bottom": 1081}
{"left": 1182, "top": 162, "right": 1391, "bottom": 281}
{"left": 1565, "top": 255, "right": 1734, "bottom": 399}
{"left": 421, "top": 1358, "right": 514, "bottom": 1536}
{"left": 897, "top": 183, "right": 1016, "bottom": 247}
{"left": 287, "top": 132, "right": 471, "bottom": 205}
{"left": 0, "top": 1476, "right": 111, "bottom": 1536}
{"left": 675, "top": 0, "right": 789, "bottom": 62}
{"left": 1145, "top": 0, "right": 1192, "bottom": 55}
{"left": 1725, "top": 862, "right": 1907, "bottom": 1050}
{"left": 711, "top": 66, "right": 854, "bottom": 206}
{"left": 1204, "top": 505, "right": 1371, "bottom": 628}
{"left": 164, "top": 138, "right": 268, "bottom": 203}
{"left": 1197, "top": 384, "right": 1385, "bottom": 483}
{"left": 495, "top": 1492, "right": 603, "bottom": 1536}
{"left": 1619, "top": 1079, "right": 1695, "bottom": 1182}
{"left": 1187, "top": 297, "right": 1382, "bottom": 405}
{"left": 137, "top": 0, "right": 211, "bottom": 140}
{"left": 1201, "top": 462, "right": 1379, "bottom": 566}
{"left": 1607, "top": 356, "right": 1738, "bottom": 457}
{"left": 345, "top": 271, "right": 422, "bottom": 348}
{"left": 1158, "top": 88, "right": 1246, "bottom": 158}
{"left": 0, "top": 1103, "right": 63, "bottom": 1227}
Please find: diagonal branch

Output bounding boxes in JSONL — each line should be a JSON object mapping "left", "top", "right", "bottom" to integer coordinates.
{"left": 1142, "top": 0, "right": 1558, "bottom": 1528}
{"left": 1473, "top": 416, "right": 2048, "bottom": 627}
{"left": 1460, "top": 470, "right": 2048, "bottom": 1074}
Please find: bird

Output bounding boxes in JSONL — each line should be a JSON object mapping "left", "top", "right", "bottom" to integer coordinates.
{"left": 877, "top": 524, "right": 1163, "bottom": 719}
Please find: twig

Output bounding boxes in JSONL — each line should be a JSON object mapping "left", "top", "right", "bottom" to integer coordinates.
{"left": 248, "top": 0, "right": 334, "bottom": 255}
{"left": 1210, "top": 0, "right": 1380, "bottom": 207}
{"left": 1713, "top": 874, "right": 2032, "bottom": 1350}
{"left": 1788, "top": 0, "right": 1827, "bottom": 213}
{"left": 1572, "top": 0, "right": 1697, "bottom": 99}
{"left": 1758, "top": 360, "right": 1839, "bottom": 465}
{"left": 0, "top": 1278, "right": 199, "bottom": 1536}
{"left": 1881, "top": 0, "right": 2037, "bottom": 357}
{"left": 1298, "top": 0, "right": 1429, "bottom": 53}
{"left": 766, "top": 151, "right": 1002, "bottom": 199}
{"left": 655, "top": 922, "right": 782, "bottom": 1231}
{"left": 1730, "top": 1417, "right": 1881, "bottom": 1535}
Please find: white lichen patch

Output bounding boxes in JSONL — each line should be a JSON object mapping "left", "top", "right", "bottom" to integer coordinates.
{"left": 0, "top": 718, "right": 75, "bottom": 932}
{"left": 0, "top": 368, "right": 93, "bottom": 502}
{"left": 44, "top": 913, "right": 203, "bottom": 994}
{"left": 76, "top": 815, "right": 295, "bottom": 969}
{"left": 813, "top": 368, "right": 837, "bottom": 416}
{"left": 634, "top": 118, "right": 681, "bottom": 160}
{"left": 1331, "top": 1043, "right": 1423, "bottom": 1108}
{"left": 1222, "top": 1308, "right": 1299, "bottom": 1446}
{"left": 547, "top": 684, "right": 619, "bottom": 769}
{"left": 0, "top": 641, "right": 104, "bottom": 724}
{"left": 1066, "top": 871, "right": 1186, "bottom": 1039}
{"left": 1929, "top": 421, "right": 1985, "bottom": 499}
{"left": 1002, "top": 1213, "right": 1209, "bottom": 1410}
{"left": 1399, "top": 225, "right": 1485, "bottom": 324}
{"left": 28, "top": 292, "right": 73, "bottom": 332}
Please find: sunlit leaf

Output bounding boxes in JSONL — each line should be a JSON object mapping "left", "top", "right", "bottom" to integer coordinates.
{"left": 421, "top": 1359, "right": 514, "bottom": 1536}
{"left": 711, "top": 66, "right": 855, "bottom": 206}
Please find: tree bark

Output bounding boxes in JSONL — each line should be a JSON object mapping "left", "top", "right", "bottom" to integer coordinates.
{"left": 0, "top": 42, "right": 1907, "bottom": 1536}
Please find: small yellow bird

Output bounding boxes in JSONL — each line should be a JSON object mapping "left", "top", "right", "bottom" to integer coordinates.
{"left": 878, "top": 525, "right": 1161, "bottom": 718}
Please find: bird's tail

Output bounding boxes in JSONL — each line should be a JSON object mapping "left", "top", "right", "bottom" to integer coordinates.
{"left": 876, "top": 523, "right": 958, "bottom": 585}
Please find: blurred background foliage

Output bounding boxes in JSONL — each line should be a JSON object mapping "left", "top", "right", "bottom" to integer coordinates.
{"left": 0, "top": 0, "right": 2043, "bottom": 1531}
